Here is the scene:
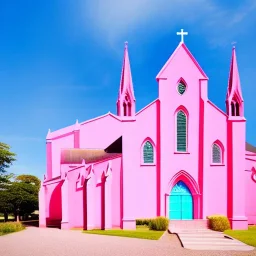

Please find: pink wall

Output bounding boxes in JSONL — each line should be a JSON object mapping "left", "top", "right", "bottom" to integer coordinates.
{"left": 51, "top": 134, "right": 74, "bottom": 178}
{"left": 57, "top": 156, "right": 122, "bottom": 229}
{"left": 134, "top": 101, "right": 158, "bottom": 218}
{"left": 79, "top": 114, "right": 122, "bottom": 149}
{"left": 203, "top": 102, "right": 227, "bottom": 217}
{"left": 67, "top": 168, "right": 84, "bottom": 228}
{"left": 245, "top": 158, "right": 256, "bottom": 224}
{"left": 157, "top": 44, "right": 204, "bottom": 217}
{"left": 45, "top": 180, "right": 62, "bottom": 221}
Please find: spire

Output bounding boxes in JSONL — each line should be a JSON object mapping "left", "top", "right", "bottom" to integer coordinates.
{"left": 116, "top": 42, "right": 136, "bottom": 117}
{"left": 226, "top": 46, "right": 244, "bottom": 117}
{"left": 118, "top": 41, "right": 135, "bottom": 99}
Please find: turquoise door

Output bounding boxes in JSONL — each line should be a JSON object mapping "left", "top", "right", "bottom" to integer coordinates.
{"left": 169, "top": 181, "right": 193, "bottom": 220}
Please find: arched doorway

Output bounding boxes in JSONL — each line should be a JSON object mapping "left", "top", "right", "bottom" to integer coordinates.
{"left": 169, "top": 181, "right": 193, "bottom": 220}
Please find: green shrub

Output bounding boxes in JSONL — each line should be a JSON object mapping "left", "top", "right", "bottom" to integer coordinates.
{"left": 136, "top": 218, "right": 153, "bottom": 226}
{"left": 207, "top": 215, "right": 231, "bottom": 232}
{"left": 0, "top": 222, "right": 25, "bottom": 234}
{"left": 149, "top": 217, "right": 169, "bottom": 231}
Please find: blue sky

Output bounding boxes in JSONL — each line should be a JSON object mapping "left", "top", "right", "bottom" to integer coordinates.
{"left": 0, "top": 0, "right": 256, "bottom": 179}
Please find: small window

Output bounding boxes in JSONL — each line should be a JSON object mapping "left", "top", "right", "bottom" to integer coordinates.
{"left": 177, "top": 82, "right": 186, "bottom": 95}
{"left": 177, "top": 110, "right": 187, "bottom": 152}
{"left": 212, "top": 144, "right": 221, "bottom": 163}
{"left": 143, "top": 141, "right": 154, "bottom": 163}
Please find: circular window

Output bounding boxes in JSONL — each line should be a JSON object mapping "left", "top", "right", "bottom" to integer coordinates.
{"left": 177, "top": 82, "right": 186, "bottom": 95}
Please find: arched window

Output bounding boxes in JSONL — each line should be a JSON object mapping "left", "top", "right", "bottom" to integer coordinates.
{"left": 235, "top": 102, "right": 240, "bottom": 116}
{"left": 212, "top": 143, "right": 222, "bottom": 163}
{"left": 143, "top": 141, "right": 154, "bottom": 163}
{"left": 128, "top": 102, "right": 132, "bottom": 116}
{"left": 123, "top": 103, "right": 127, "bottom": 116}
{"left": 177, "top": 81, "right": 186, "bottom": 95}
{"left": 231, "top": 102, "right": 235, "bottom": 116}
{"left": 177, "top": 110, "right": 187, "bottom": 152}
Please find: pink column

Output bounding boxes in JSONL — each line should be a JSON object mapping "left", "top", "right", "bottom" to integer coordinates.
{"left": 227, "top": 120, "right": 248, "bottom": 230}
{"left": 74, "top": 120, "right": 80, "bottom": 148}
{"left": 104, "top": 174, "right": 112, "bottom": 229}
{"left": 39, "top": 183, "right": 46, "bottom": 227}
{"left": 165, "top": 194, "right": 169, "bottom": 218}
{"left": 85, "top": 175, "right": 95, "bottom": 230}
{"left": 46, "top": 140, "right": 52, "bottom": 180}
{"left": 61, "top": 176, "right": 69, "bottom": 229}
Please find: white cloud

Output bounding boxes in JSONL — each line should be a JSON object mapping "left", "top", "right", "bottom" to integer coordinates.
{"left": 77, "top": 0, "right": 256, "bottom": 48}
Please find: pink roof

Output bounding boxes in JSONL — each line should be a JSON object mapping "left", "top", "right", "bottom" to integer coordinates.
{"left": 61, "top": 148, "right": 121, "bottom": 164}
{"left": 118, "top": 42, "right": 135, "bottom": 100}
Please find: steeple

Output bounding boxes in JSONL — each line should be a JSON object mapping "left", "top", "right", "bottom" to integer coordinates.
{"left": 226, "top": 46, "right": 244, "bottom": 117}
{"left": 116, "top": 42, "right": 136, "bottom": 117}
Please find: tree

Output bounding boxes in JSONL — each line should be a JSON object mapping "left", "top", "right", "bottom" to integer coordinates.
{"left": 0, "top": 142, "right": 16, "bottom": 174}
{"left": 7, "top": 175, "right": 40, "bottom": 221}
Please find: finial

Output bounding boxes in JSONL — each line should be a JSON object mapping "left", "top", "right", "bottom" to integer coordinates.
{"left": 176, "top": 29, "right": 188, "bottom": 43}
{"left": 125, "top": 41, "right": 128, "bottom": 48}
{"left": 74, "top": 119, "right": 80, "bottom": 130}
{"left": 47, "top": 129, "right": 51, "bottom": 134}
{"left": 231, "top": 41, "right": 237, "bottom": 49}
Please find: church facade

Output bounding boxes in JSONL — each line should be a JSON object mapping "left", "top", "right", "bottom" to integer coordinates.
{"left": 39, "top": 34, "right": 256, "bottom": 231}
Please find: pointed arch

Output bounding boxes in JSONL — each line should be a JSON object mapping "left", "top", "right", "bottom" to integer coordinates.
{"left": 140, "top": 137, "right": 156, "bottom": 165}
{"left": 166, "top": 170, "right": 201, "bottom": 219}
{"left": 167, "top": 170, "right": 200, "bottom": 196}
{"left": 251, "top": 167, "right": 256, "bottom": 183}
{"left": 176, "top": 78, "right": 187, "bottom": 95}
{"left": 211, "top": 140, "right": 224, "bottom": 164}
{"left": 231, "top": 93, "right": 242, "bottom": 116}
{"left": 175, "top": 106, "right": 188, "bottom": 152}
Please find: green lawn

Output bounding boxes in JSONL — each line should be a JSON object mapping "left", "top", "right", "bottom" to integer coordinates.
{"left": 224, "top": 225, "right": 256, "bottom": 247}
{"left": 83, "top": 225, "right": 165, "bottom": 240}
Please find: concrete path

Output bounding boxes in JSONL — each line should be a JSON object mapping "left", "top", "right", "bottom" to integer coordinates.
{"left": 0, "top": 227, "right": 255, "bottom": 256}
{"left": 176, "top": 229, "right": 254, "bottom": 251}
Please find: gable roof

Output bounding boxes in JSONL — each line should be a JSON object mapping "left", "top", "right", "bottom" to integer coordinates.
{"left": 246, "top": 142, "right": 256, "bottom": 153}
{"left": 156, "top": 42, "right": 208, "bottom": 81}
{"left": 61, "top": 149, "right": 121, "bottom": 164}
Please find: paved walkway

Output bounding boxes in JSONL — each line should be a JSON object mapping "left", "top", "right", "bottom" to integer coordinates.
{"left": 0, "top": 227, "right": 255, "bottom": 256}
{"left": 176, "top": 229, "right": 254, "bottom": 251}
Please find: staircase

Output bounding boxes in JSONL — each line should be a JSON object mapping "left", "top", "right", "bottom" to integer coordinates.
{"left": 169, "top": 219, "right": 209, "bottom": 233}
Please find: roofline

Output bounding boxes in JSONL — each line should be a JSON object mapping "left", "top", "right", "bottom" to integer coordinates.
{"left": 135, "top": 98, "right": 159, "bottom": 116}
{"left": 156, "top": 42, "right": 208, "bottom": 81}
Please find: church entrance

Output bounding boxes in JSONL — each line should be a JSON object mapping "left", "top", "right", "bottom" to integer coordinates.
{"left": 169, "top": 181, "right": 193, "bottom": 220}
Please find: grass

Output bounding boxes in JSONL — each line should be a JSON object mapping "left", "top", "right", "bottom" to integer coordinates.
{"left": 83, "top": 225, "right": 165, "bottom": 240}
{"left": 0, "top": 222, "right": 25, "bottom": 236}
{"left": 224, "top": 225, "right": 256, "bottom": 247}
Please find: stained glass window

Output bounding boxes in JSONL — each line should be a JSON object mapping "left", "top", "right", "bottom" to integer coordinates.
{"left": 177, "top": 110, "right": 187, "bottom": 152}
{"left": 212, "top": 143, "right": 221, "bottom": 163}
{"left": 143, "top": 141, "right": 154, "bottom": 163}
{"left": 178, "top": 82, "right": 186, "bottom": 95}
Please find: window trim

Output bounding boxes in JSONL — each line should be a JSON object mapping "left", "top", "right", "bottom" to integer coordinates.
{"left": 176, "top": 78, "right": 188, "bottom": 96}
{"left": 175, "top": 106, "right": 189, "bottom": 153}
{"left": 210, "top": 140, "right": 224, "bottom": 166}
{"left": 140, "top": 138, "right": 156, "bottom": 166}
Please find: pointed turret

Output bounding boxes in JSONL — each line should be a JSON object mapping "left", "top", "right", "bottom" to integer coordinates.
{"left": 226, "top": 46, "right": 244, "bottom": 117}
{"left": 116, "top": 42, "right": 136, "bottom": 117}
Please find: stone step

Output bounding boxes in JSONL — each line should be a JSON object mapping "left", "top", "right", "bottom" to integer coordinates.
{"left": 186, "top": 245, "right": 254, "bottom": 251}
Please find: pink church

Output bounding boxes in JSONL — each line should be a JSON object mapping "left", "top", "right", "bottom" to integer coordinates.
{"left": 39, "top": 32, "right": 256, "bottom": 231}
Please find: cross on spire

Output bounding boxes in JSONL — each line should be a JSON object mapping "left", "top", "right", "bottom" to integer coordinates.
{"left": 177, "top": 29, "right": 188, "bottom": 43}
